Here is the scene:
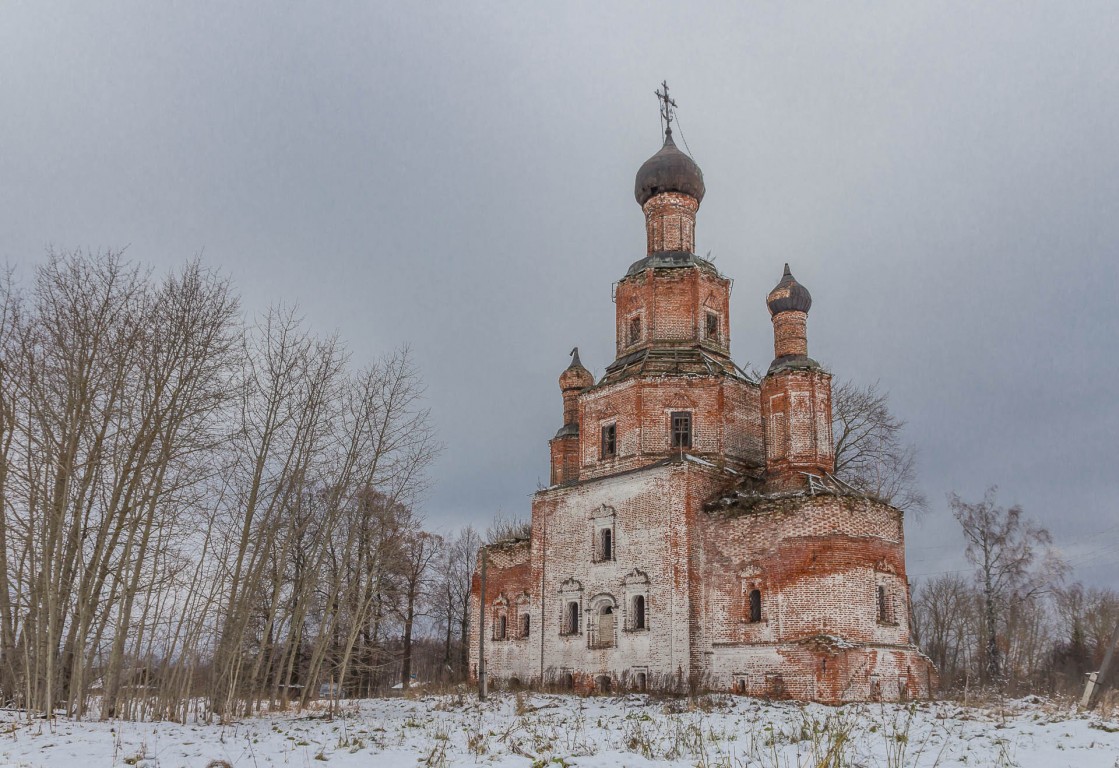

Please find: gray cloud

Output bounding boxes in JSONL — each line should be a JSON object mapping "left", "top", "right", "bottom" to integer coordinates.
{"left": 2, "top": 1, "right": 1116, "bottom": 586}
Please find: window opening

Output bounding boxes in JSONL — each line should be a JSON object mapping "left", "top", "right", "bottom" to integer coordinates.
{"left": 601, "top": 528, "right": 613, "bottom": 561}
{"left": 567, "top": 601, "right": 580, "bottom": 634}
{"left": 601, "top": 423, "right": 616, "bottom": 458}
{"left": 633, "top": 594, "right": 646, "bottom": 630}
{"left": 521, "top": 613, "right": 530, "bottom": 638}
{"left": 496, "top": 614, "right": 507, "bottom": 640}
{"left": 671, "top": 411, "right": 692, "bottom": 449}
{"left": 748, "top": 589, "right": 762, "bottom": 623}
{"left": 877, "top": 585, "right": 888, "bottom": 623}
{"left": 634, "top": 672, "right": 647, "bottom": 691}
{"left": 706, "top": 311, "right": 718, "bottom": 340}
{"left": 629, "top": 316, "right": 642, "bottom": 345}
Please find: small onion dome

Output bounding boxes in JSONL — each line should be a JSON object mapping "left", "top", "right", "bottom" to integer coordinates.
{"left": 559, "top": 347, "right": 594, "bottom": 390}
{"left": 634, "top": 133, "right": 705, "bottom": 206}
{"left": 766, "top": 263, "right": 813, "bottom": 315}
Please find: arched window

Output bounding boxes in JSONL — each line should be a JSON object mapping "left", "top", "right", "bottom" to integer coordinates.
{"left": 567, "top": 601, "right": 580, "bottom": 634}
{"left": 495, "top": 613, "right": 507, "bottom": 640}
{"left": 632, "top": 594, "right": 646, "bottom": 630}
{"left": 748, "top": 589, "right": 762, "bottom": 623}
{"left": 521, "top": 613, "right": 531, "bottom": 638}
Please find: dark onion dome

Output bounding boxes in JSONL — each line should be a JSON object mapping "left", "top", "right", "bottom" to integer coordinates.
{"left": 766, "top": 263, "right": 813, "bottom": 315}
{"left": 634, "top": 133, "right": 705, "bottom": 206}
{"left": 559, "top": 347, "right": 594, "bottom": 390}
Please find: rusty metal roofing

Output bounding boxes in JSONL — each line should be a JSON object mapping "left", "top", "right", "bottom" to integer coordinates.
{"left": 624, "top": 250, "right": 719, "bottom": 278}
{"left": 599, "top": 346, "right": 755, "bottom": 387}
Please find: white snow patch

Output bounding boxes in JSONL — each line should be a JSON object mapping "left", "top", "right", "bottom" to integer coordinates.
{"left": 0, "top": 693, "right": 1114, "bottom": 767}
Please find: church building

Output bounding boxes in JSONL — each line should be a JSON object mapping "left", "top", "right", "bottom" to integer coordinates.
{"left": 470, "top": 94, "right": 936, "bottom": 701}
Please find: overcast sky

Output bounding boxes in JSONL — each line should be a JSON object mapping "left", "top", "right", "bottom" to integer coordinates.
{"left": 2, "top": 2, "right": 1117, "bottom": 588}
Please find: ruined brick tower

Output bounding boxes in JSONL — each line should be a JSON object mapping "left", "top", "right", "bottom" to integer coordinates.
{"left": 471, "top": 95, "right": 936, "bottom": 701}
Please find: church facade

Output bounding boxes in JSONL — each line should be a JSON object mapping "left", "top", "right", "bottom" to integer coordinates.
{"left": 470, "top": 112, "right": 936, "bottom": 702}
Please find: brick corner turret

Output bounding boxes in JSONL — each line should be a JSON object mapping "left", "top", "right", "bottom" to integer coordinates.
{"left": 761, "top": 264, "right": 834, "bottom": 489}
{"left": 550, "top": 347, "right": 593, "bottom": 485}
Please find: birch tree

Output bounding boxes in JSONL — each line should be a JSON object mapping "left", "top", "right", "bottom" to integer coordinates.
{"left": 951, "top": 488, "right": 1067, "bottom": 687}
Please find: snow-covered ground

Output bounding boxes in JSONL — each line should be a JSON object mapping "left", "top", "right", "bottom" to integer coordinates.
{"left": 0, "top": 692, "right": 1116, "bottom": 767}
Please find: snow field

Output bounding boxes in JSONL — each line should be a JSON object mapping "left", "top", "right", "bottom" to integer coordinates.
{"left": 0, "top": 692, "right": 1115, "bottom": 767}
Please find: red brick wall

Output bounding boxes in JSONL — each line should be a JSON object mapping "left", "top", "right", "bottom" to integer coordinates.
{"left": 693, "top": 495, "right": 935, "bottom": 700}
{"left": 470, "top": 470, "right": 936, "bottom": 700}
{"left": 761, "top": 369, "right": 835, "bottom": 488}
{"left": 772, "top": 311, "right": 808, "bottom": 359}
{"left": 549, "top": 434, "right": 580, "bottom": 485}
{"left": 641, "top": 192, "right": 699, "bottom": 254}
{"left": 614, "top": 267, "right": 731, "bottom": 357}
{"left": 575, "top": 376, "right": 764, "bottom": 481}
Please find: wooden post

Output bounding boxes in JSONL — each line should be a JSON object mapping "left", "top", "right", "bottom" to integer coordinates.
{"left": 1082, "top": 620, "right": 1119, "bottom": 709}
{"left": 478, "top": 547, "right": 487, "bottom": 701}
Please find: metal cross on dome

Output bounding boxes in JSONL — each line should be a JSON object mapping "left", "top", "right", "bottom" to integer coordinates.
{"left": 655, "top": 80, "right": 677, "bottom": 137}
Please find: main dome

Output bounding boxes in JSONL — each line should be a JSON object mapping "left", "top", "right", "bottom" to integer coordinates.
{"left": 634, "top": 133, "right": 705, "bottom": 206}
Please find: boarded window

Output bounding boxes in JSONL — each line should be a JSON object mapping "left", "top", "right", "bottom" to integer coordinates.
{"left": 632, "top": 594, "right": 646, "bottom": 630}
{"left": 671, "top": 411, "right": 692, "bottom": 448}
{"left": 748, "top": 589, "right": 762, "bottom": 623}
{"left": 629, "top": 316, "right": 642, "bottom": 345}
{"left": 594, "top": 605, "right": 615, "bottom": 648}
{"left": 705, "top": 311, "right": 718, "bottom": 340}
{"left": 601, "top": 423, "right": 616, "bottom": 458}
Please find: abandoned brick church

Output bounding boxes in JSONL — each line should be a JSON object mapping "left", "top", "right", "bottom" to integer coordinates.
{"left": 469, "top": 102, "right": 936, "bottom": 702}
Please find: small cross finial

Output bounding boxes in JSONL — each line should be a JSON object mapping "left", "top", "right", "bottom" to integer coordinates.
{"left": 655, "top": 80, "right": 677, "bottom": 139}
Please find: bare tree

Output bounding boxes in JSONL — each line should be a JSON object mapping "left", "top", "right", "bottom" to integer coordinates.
{"left": 911, "top": 573, "right": 980, "bottom": 691}
{"left": 832, "top": 378, "right": 927, "bottom": 514}
{"left": 0, "top": 251, "right": 239, "bottom": 718}
{"left": 397, "top": 530, "right": 442, "bottom": 689}
{"left": 486, "top": 512, "right": 532, "bottom": 544}
{"left": 0, "top": 249, "right": 451, "bottom": 720}
{"left": 432, "top": 526, "right": 480, "bottom": 680}
{"left": 951, "top": 488, "right": 1067, "bottom": 687}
